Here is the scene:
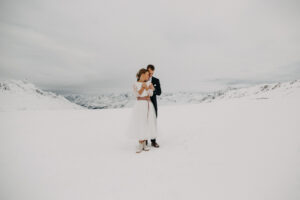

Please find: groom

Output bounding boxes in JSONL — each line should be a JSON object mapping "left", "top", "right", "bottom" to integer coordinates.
{"left": 146, "top": 64, "right": 161, "bottom": 148}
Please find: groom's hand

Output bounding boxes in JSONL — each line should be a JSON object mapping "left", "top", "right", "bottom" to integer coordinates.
{"left": 149, "top": 84, "right": 154, "bottom": 90}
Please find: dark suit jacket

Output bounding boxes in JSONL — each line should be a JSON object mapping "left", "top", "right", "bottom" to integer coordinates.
{"left": 150, "top": 76, "right": 161, "bottom": 117}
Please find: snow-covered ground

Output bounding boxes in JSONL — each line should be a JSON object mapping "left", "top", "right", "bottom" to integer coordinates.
{"left": 0, "top": 80, "right": 300, "bottom": 200}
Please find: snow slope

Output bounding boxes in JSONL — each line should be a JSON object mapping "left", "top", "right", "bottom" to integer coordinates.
{"left": 0, "top": 87, "right": 299, "bottom": 200}
{"left": 0, "top": 80, "right": 83, "bottom": 111}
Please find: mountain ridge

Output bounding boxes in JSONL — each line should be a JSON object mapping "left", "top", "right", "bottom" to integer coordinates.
{"left": 0, "top": 80, "right": 83, "bottom": 111}
{"left": 1, "top": 79, "right": 299, "bottom": 111}
{"left": 64, "top": 79, "right": 300, "bottom": 109}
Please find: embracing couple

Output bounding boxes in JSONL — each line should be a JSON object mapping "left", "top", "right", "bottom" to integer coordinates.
{"left": 127, "top": 64, "right": 162, "bottom": 153}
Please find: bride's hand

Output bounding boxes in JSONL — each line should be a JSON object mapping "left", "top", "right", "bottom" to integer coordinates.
{"left": 142, "top": 82, "right": 147, "bottom": 88}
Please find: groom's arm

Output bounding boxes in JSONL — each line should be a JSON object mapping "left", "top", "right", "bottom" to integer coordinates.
{"left": 153, "top": 79, "right": 161, "bottom": 96}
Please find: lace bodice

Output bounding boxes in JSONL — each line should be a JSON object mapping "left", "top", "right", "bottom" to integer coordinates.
{"left": 133, "top": 81, "right": 154, "bottom": 97}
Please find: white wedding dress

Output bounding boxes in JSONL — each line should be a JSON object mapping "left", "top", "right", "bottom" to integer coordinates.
{"left": 127, "top": 81, "right": 158, "bottom": 141}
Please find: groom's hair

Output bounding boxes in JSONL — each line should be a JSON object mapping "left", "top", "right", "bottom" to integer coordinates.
{"left": 147, "top": 64, "right": 155, "bottom": 71}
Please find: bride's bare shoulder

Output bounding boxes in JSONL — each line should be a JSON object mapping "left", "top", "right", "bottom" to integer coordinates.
{"left": 133, "top": 81, "right": 141, "bottom": 87}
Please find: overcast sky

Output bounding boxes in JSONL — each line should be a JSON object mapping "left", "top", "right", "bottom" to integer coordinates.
{"left": 0, "top": 0, "right": 300, "bottom": 93}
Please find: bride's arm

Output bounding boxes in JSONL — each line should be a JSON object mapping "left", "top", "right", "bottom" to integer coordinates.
{"left": 138, "top": 87, "right": 145, "bottom": 95}
{"left": 133, "top": 83, "right": 145, "bottom": 97}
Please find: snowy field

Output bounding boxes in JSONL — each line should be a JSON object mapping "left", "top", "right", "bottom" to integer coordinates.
{"left": 0, "top": 80, "right": 300, "bottom": 200}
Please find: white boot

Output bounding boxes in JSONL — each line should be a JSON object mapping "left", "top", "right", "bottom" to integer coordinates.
{"left": 143, "top": 140, "right": 150, "bottom": 151}
{"left": 136, "top": 142, "right": 143, "bottom": 153}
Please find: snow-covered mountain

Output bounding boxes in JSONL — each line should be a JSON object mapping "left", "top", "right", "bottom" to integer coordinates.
{"left": 64, "top": 79, "right": 300, "bottom": 109}
{"left": 200, "top": 79, "right": 300, "bottom": 101}
{"left": 0, "top": 80, "right": 83, "bottom": 111}
{"left": 1, "top": 79, "right": 299, "bottom": 111}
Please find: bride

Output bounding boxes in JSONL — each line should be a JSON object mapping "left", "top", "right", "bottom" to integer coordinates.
{"left": 127, "top": 68, "right": 158, "bottom": 153}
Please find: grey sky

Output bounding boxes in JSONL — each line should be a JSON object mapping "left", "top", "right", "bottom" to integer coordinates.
{"left": 1, "top": 0, "right": 300, "bottom": 93}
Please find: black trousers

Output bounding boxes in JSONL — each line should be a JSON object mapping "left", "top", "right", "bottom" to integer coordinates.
{"left": 145, "top": 138, "right": 156, "bottom": 145}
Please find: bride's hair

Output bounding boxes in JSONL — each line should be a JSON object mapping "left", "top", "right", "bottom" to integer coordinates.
{"left": 136, "top": 68, "right": 148, "bottom": 81}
